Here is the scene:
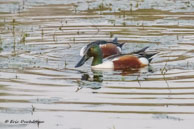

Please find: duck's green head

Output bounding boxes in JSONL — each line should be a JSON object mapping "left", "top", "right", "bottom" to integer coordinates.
{"left": 75, "top": 44, "right": 103, "bottom": 68}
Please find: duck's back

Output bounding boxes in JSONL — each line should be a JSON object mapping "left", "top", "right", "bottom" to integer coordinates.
{"left": 100, "top": 43, "right": 121, "bottom": 58}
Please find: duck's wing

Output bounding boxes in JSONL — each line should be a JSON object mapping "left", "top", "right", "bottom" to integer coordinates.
{"left": 80, "top": 38, "right": 125, "bottom": 56}
{"left": 141, "top": 52, "right": 158, "bottom": 62}
{"left": 105, "top": 46, "right": 149, "bottom": 60}
{"left": 132, "top": 46, "right": 158, "bottom": 62}
{"left": 133, "top": 46, "right": 149, "bottom": 54}
{"left": 104, "top": 46, "right": 158, "bottom": 62}
{"left": 84, "top": 38, "right": 122, "bottom": 51}
{"left": 96, "top": 37, "right": 125, "bottom": 48}
{"left": 104, "top": 53, "right": 130, "bottom": 61}
{"left": 111, "top": 37, "right": 125, "bottom": 48}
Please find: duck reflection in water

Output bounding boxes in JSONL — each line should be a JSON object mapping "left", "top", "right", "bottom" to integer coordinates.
{"left": 76, "top": 70, "right": 103, "bottom": 92}
{"left": 117, "top": 65, "right": 154, "bottom": 76}
{"left": 75, "top": 66, "right": 154, "bottom": 92}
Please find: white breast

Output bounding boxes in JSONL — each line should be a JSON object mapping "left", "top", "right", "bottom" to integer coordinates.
{"left": 117, "top": 46, "right": 122, "bottom": 53}
{"left": 139, "top": 57, "right": 149, "bottom": 65}
{"left": 91, "top": 60, "right": 114, "bottom": 69}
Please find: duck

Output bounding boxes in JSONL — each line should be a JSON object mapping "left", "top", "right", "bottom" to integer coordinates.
{"left": 80, "top": 37, "right": 125, "bottom": 58}
{"left": 75, "top": 43, "right": 157, "bottom": 70}
{"left": 76, "top": 37, "right": 125, "bottom": 67}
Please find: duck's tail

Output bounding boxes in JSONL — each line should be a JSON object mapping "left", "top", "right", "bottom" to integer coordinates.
{"left": 112, "top": 37, "right": 125, "bottom": 48}
{"left": 145, "top": 52, "right": 158, "bottom": 62}
{"left": 134, "top": 46, "right": 158, "bottom": 63}
{"left": 113, "top": 37, "right": 118, "bottom": 43}
{"left": 133, "top": 46, "right": 149, "bottom": 54}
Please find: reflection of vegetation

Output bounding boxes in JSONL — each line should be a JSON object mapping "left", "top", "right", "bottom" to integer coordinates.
{"left": 41, "top": 28, "right": 44, "bottom": 39}
{"left": 102, "top": 8, "right": 168, "bottom": 21}
{"left": 110, "top": 32, "right": 113, "bottom": 38}
{"left": 98, "top": 3, "right": 104, "bottom": 10}
{"left": 185, "top": 1, "right": 191, "bottom": 7}
{"left": 87, "top": 2, "right": 112, "bottom": 14}
{"left": 12, "top": 19, "right": 16, "bottom": 36}
{"left": 74, "top": 5, "right": 78, "bottom": 14}
{"left": 130, "top": 3, "right": 133, "bottom": 12}
{"left": 53, "top": 30, "right": 57, "bottom": 42}
{"left": 64, "top": 60, "right": 68, "bottom": 68}
{"left": 0, "top": 37, "right": 2, "bottom": 44}
{"left": 12, "top": 19, "right": 16, "bottom": 52}
{"left": 160, "top": 62, "right": 169, "bottom": 87}
{"left": 31, "top": 105, "right": 35, "bottom": 115}
{"left": 122, "top": 22, "right": 126, "bottom": 27}
{"left": 20, "top": 33, "right": 29, "bottom": 44}
{"left": 0, "top": 37, "right": 3, "bottom": 52}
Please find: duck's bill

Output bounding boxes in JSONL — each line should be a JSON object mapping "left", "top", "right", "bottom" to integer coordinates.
{"left": 75, "top": 55, "right": 89, "bottom": 68}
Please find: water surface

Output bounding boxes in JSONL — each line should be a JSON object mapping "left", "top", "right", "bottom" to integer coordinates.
{"left": 0, "top": 0, "right": 194, "bottom": 129}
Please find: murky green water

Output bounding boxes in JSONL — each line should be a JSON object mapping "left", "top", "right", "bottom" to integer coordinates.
{"left": 0, "top": 0, "right": 194, "bottom": 129}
